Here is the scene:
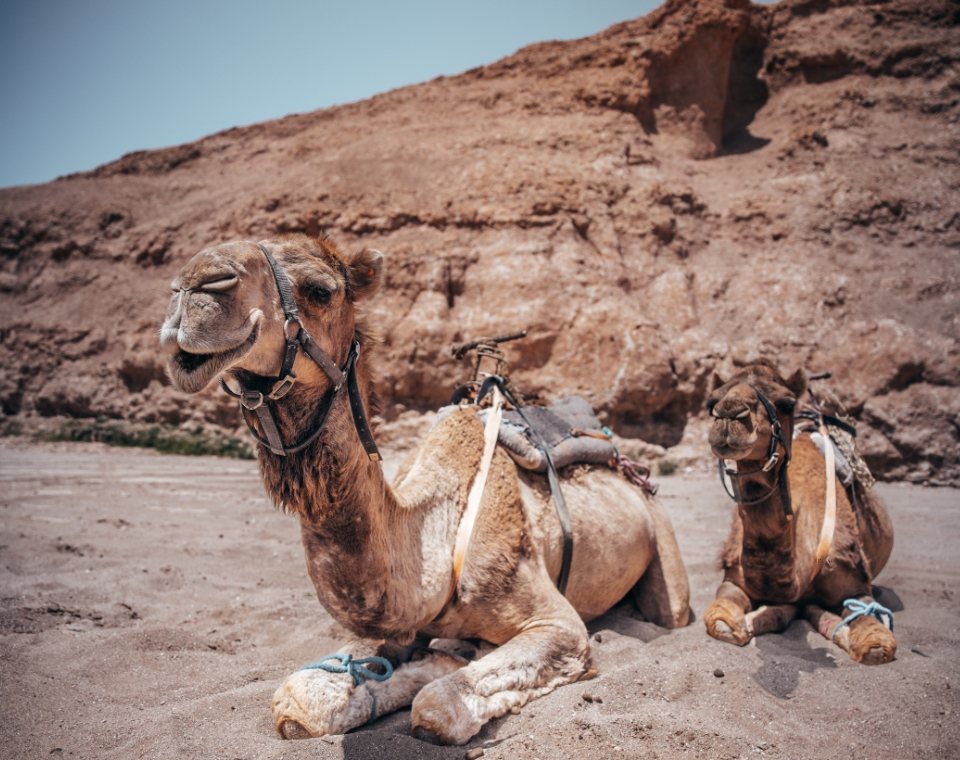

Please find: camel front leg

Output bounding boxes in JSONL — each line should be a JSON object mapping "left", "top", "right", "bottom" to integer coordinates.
{"left": 704, "top": 581, "right": 796, "bottom": 645}
{"left": 805, "top": 596, "right": 896, "bottom": 665}
{"left": 273, "top": 637, "right": 468, "bottom": 739}
{"left": 411, "top": 610, "right": 592, "bottom": 745}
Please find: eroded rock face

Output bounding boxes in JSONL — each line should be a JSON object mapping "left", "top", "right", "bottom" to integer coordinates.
{"left": 0, "top": 0, "right": 958, "bottom": 483}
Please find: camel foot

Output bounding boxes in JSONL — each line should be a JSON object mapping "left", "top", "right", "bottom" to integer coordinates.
{"left": 271, "top": 666, "right": 363, "bottom": 739}
{"left": 411, "top": 675, "right": 485, "bottom": 746}
{"left": 846, "top": 617, "right": 896, "bottom": 665}
{"left": 704, "top": 598, "right": 752, "bottom": 646}
{"left": 278, "top": 720, "right": 314, "bottom": 740}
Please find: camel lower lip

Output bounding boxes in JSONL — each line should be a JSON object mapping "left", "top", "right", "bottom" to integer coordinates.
{"left": 712, "top": 444, "right": 753, "bottom": 459}
{"left": 169, "top": 323, "right": 260, "bottom": 393}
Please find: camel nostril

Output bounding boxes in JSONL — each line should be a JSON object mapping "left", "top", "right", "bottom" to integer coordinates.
{"left": 159, "top": 325, "right": 181, "bottom": 355}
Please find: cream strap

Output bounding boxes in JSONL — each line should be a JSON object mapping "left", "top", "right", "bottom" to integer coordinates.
{"left": 811, "top": 421, "right": 837, "bottom": 583}
{"left": 447, "top": 386, "right": 505, "bottom": 604}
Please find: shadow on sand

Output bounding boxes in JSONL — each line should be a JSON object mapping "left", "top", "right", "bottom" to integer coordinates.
{"left": 751, "top": 585, "right": 903, "bottom": 698}
{"left": 587, "top": 597, "right": 693, "bottom": 643}
{"left": 751, "top": 620, "right": 837, "bottom": 698}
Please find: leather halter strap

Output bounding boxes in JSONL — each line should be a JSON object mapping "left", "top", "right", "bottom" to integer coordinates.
{"left": 716, "top": 384, "right": 793, "bottom": 519}
{"left": 219, "top": 242, "right": 380, "bottom": 460}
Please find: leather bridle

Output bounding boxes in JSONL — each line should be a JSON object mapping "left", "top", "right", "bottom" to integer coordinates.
{"left": 218, "top": 242, "right": 381, "bottom": 460}
{"left": 715, "top": 384, "right": 793, "bottom": 520}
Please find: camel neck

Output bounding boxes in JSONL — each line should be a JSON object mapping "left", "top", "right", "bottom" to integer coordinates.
{"left": 734, "top": 458, "right": 807, "bottom": 602}
{"left": 250, "top": 359, "right": 449, "bottom": 642}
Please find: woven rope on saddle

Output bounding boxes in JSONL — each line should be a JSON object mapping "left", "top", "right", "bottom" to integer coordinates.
{"left": 799, "top": 387, "right": 876, "bottom": 491}
{"left": 472, "top": 339, "right": 530, "bottom": 407}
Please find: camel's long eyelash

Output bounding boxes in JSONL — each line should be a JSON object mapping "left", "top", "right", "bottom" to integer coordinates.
{"left": 305, "top": 283, "right": 333, "bottom": 305}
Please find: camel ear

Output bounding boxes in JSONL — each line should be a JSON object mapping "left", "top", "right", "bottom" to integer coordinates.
{"left": 708, "top": 371, "right": 727, "bottom": 393}
{"left": 785, "top": 368, "right": 807, "bottom": 399}
{"left": 347, "top": 248, "right": 384, "bottom": 301}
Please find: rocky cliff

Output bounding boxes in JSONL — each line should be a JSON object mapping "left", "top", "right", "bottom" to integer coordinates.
{"left": 1, "top": 0, "right": 958, "bottom": 483}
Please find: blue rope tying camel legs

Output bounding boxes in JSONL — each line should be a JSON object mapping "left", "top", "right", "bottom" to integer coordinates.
{"left": 298, "top": 653, "right": 395, "bottom": 724}
{"left": 831, "top": 598, "right": 895, "bottom": 643}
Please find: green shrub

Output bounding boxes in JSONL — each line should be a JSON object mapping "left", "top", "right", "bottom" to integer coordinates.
{"left": 38, "top": 420, "right": 253, "bottom": 459}
{"left": 0, "top": 418, "right": 23, "bottom": 437}
{"left": 657, "top": 458, "right": 678, "bottom": 476}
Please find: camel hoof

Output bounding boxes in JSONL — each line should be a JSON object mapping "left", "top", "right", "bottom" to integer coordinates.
{"left": 279, "top": 720, "right": 314, "bottom": 740}
{"left": 847, "top": 618, "right": 896, "bottom": 665}
{"left": 412, "top": 726, "right": 443, "bottom": 745}
{"left": 704, "top": 598, "right": 751, "bottom": 646}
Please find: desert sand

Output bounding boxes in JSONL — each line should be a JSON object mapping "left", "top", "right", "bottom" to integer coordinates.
{"left": 1, "top": 437, "right": 957, "bottom": 759}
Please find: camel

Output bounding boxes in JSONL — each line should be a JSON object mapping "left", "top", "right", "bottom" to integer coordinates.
{"left": 160, "top": 233, "right": 690, "bottom": 745}
{"left": 703, "top": 360, "right": 896, "bottom": 664}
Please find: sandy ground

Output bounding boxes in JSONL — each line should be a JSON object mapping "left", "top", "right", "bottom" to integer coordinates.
{"left": 1, "top": 439, "right": 958, "bottom": 760}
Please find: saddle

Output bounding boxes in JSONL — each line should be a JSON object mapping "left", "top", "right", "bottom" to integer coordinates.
{"left": 433, "top": 395, "right": 616, "bottom": 473}
{"left": 794, "top": 390, "right": 876, "bottom": 492}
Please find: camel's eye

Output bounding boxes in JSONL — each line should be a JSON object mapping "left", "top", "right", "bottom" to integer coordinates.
{"left": 305, "top": 283, "right": 333, "bottom": 305}
{"left": 777, "top": 400, "right": 796, "bottom": 415}
{"left": 199, "top": 276, "right": 238, "bottom": 293}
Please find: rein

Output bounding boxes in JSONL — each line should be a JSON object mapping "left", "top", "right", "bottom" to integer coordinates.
{"left": 219, "top": 242, "right": 381, "bottom": 460}
{"left": 716, "top": 384, "right": 793, "bottom": 520}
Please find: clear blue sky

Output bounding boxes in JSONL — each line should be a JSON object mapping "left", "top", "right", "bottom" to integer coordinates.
{"left": 1, "top": 1, "right": 679, "bottom": 189}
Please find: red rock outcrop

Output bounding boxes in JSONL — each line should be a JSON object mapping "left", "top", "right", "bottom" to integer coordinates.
{"left": 1, "top": 0, "right": 958, "bottom": 483}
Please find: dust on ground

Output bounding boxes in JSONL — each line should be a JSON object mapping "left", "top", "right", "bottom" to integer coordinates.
{"left": 1, "top": 439, "right": 957, "bottom": 760}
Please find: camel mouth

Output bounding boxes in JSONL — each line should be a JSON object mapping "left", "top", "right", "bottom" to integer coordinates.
{"left": 711, "top": 442, "right": 755, "bottom": 460}
{"left": 168, "top": 321, "right": 261, "bottom": 394}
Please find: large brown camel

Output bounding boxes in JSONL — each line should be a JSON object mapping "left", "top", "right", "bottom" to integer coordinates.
{"left": 703, "top": 360, "right": 896, "bottom": 664}
{"left": 160, "top": 234, "right": 690, "bottom": 745}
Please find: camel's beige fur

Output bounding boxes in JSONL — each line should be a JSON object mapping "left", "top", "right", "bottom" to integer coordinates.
{"left": 161, "top": 234, "right": 690, "bottom": 745}
{"left": 703, "top": 361, "right": 896, "bottom": 665}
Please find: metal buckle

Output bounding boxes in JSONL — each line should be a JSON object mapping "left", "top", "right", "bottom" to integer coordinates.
{"left": 284, "top": 319, "right": 301, "bottom": 340}
{"left": 268, "top": 376, "right": 296, "bottom": 400}
{"left": 240, "top": 390, "right": 264, "bottom": 410}
{"left": 762, "top": 451, "right": 780, "bottom": 472}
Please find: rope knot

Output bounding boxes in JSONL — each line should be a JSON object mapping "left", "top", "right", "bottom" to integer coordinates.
{"left": 831, "top": 598, "right": 894, "bottom": 642}
{"left": 298, "top": 653, "right": 394, "bottom": 687}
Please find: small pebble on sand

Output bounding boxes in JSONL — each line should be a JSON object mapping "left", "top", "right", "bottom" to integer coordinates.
{"left": 714, "top": 668, "right": 725, "bottom": 678}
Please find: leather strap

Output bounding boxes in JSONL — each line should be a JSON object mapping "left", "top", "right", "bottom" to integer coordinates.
{"left": 451, "top": 385, "right": 504, "bottom": 595}
{"left": 219, "top": 242, "right": 381, "bottom": 460}
{"left": 716, "top": 385, "right": 793, "bottom": 519}
{"left": 476, "top": 375, "right": 574, "bottom": 596}
{"left": 808, "top": 393, "right": 838, "bottom": 584}
{"left": 346, "top": 347, "right": 381, "bottom": 462}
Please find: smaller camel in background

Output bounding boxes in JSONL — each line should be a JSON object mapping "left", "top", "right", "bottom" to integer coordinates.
{"left": 703, "top": 360, "right": 896, "bottom": 664}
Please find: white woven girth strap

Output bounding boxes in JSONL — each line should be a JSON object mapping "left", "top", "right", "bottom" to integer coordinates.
{"left": 450, "top": 386, "right": 504, "bottom": 594}
{"left": 812, "top": 421, "right": 838, "bottom": 583}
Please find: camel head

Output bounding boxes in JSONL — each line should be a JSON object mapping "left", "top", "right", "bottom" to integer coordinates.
{"left": 160, "top": 234, "right": 383, "bottom": 394}
{"left": 705, "top": 360, "right": 807, "bottom": 463}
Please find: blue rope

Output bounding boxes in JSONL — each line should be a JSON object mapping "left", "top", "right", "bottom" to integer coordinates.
{"left": 832, "top": 598, "right": 895, "bottom": 642}
{"left": 298, "top": 653, "right": 394, "bottom": 687}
